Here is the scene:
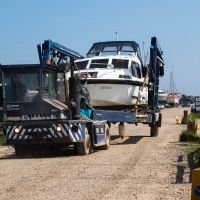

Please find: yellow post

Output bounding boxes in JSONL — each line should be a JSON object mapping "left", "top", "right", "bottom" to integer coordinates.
{"left": 196, "top": 123, "right": 200, "bottom": 134}
{"left": 191, "top": 168, "right": 200, "bottom": 199}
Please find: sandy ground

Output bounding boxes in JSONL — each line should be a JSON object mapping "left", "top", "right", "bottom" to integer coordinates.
{"left": 0, "top": 107, "right": 194, "bottom": 200}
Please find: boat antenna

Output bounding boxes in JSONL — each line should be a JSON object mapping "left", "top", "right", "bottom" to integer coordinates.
{"left": 115, "top": 31, "right": 118, "bottom": 41}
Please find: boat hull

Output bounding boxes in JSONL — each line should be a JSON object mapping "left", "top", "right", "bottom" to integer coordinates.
{"left": 158, "top": 95, "right": 168, "bottom": 102}
{"left": 85, "top": 82, "right": 148, "bottom": 108}
{"left": 167, "top": 98, "right": 179, "bottom": 104}
{"left": 167, "top": 93, "right": 179, "bottom": 105}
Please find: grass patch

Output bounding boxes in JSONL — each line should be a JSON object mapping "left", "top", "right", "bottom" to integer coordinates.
{"left": 194, "top": 148, "right": 200, "bottom": 164}
{"left": 181, "top": 144, "right": 200, "bottom": 154}
{"left": 179, "top": 129, "right": 200, "bottom": 165}
{"left": 0, "top": 132, "right": 3, "bottom": 145}
{"left": 180, "top": 130, "right": 200, "bottom": 143}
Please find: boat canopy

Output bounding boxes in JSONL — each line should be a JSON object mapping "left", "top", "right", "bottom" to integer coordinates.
{"left": 86, "top": 41, "right": 143, "bottom": 66}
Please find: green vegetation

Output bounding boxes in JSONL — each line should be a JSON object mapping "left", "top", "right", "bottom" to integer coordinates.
{"left": 180, "top": 130, "right": 200, "bottom": 143}
{"left": 180, "top": 112, "right": 200, "bottom": 164}
{"left": 181, "top": 115, "right": 188, "bottom": 124}
{"left": 0, "top": 132, "right": 3, "bottom": 145}
{"left": 194, "top": 148, "right": 200, "bottom": 164}
{"left": 181, "top": 112, "right": 200, "bottom": 124}
{"left": 188, "top": 112, "right": 200, "bottom": 122}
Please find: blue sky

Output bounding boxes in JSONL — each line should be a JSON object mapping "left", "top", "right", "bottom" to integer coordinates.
{"left": 0, "top": 0, "right": 200, "bottom": 96}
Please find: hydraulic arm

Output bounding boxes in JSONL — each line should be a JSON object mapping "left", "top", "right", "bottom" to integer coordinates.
{"left": 37, "top": 39, "right": 84, "bottom": 66}
{"left": 148, "top": 37, "right": 165, "bottom": 111}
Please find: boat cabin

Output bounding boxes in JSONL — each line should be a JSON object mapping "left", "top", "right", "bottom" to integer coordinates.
{"left": 75, "top": 41, "right": 145, "bottom": 79}
{"left": 87, "top": 41, "right": 142, "bottom": 60}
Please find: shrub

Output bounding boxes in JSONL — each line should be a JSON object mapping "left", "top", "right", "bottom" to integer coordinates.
{"left": 194, "top": 148, "right": 200, "bottom": 164}
{"left": 181, "top": 112, "right": 200, "bottom": 124}
{"left": 0, "top": 132, "right": 3, "bottom": 145}
{"left": 180, "top": 130, "right": 200, "bottom": 143}
{"left": 188, "top": 113, "right": 200, "bottom": 122}
{"left": 181, "top": 116, "right": 188, "bottom": 124}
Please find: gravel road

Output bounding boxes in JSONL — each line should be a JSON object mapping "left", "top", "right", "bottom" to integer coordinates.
{"left": 0, "top": 107, "right": 193, "bottom": 200}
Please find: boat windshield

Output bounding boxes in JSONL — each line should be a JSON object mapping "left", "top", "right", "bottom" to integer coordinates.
{"left": 87, "top": 44, "right": 104, "bottom": 57}
{"left": 100, "top": 43, "right": 120, "bottom": 56}
{"left": 3, "top": 69, "right": 40, "bottom": 103}
{"left": 87, "top": 42, "right": 137, "bottom": 57}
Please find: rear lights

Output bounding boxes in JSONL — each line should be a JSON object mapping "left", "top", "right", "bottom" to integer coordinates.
{"left": 72, "top": 125, "right": 78, "bottom": 133}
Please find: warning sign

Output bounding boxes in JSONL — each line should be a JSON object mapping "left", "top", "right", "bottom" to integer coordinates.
{"left": 194, "top": 185, "right": 200, "bottom": 197}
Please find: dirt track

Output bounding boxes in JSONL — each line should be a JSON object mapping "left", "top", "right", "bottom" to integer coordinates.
{"left": 0, "top": 107, "right": 193, "bottom": 200}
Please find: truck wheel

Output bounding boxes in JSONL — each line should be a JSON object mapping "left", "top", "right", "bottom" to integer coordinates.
{"left": 150, "top": 123, "right": 159, "bottom": 137}
{"left": 158, "top": 113, "right": 162, "bottom": 127}
{"left": 14, "top": 144, "right": 28, "bottom": 158}
{"left": 77, "top": 128, "right": 91, "bottom": 155}
{"left": 101, "top": 125, "right": 110, "bottom": 150}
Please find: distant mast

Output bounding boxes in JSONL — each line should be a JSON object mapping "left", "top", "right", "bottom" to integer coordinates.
{"left": 170, "top": 71, "right": 173, "bottom": 93}
{"left": 170, "top": 66, "right": 174, "bottom": 93}
{"left": 169, "top": 66, "right": 177, "bottom": 93}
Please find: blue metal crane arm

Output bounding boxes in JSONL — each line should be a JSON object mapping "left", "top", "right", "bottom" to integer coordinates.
{"left": 148, "top": 37, "right": 165, "bottom": 112}
{"left": 37, "top": 39, "right": 84, "bottom": 66}
{"left": 150, "top": 37, "right": 164, "bottom": 66}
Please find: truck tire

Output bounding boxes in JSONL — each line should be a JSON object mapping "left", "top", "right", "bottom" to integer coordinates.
{"left": 101, "top": 125, "right": 110, "bottom": 150}
{"left": 150, "top": 123, "right": 159, "bottom": 137}
{"left": 14, "top": 144, "right": 28, "bottom": 158}
{"left": 158, "top": 113, "right": 162, "bottom": 127}
{"left": 77, "top": 128, "right": 92, "bottom": 155}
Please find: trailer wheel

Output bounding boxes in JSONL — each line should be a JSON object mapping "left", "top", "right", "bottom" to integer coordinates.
{"left": 150, "top": 123, "right": 159, "bottom": 137}
{"left": 77, "top": 128, "right": 91, "bottom": 155}
{"left": 101, "top": 125, "right": 110, "bottom": 150}
{"left": 14, "top": 144, "right": 28, "bottom": 158}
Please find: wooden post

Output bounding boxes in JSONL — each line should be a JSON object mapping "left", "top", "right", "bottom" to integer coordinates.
{"left": 184, "top": 110, "right": 188, "bottom": 118}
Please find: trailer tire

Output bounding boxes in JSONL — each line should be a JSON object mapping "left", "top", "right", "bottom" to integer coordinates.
{"left": 77, "top": 128, "right": 91, "bottom": 155}
{"left": 101, "top": 125, "right": 110, "bottom": 150}
{"left": 14, "top": 144, "right": 28, "bottom": 158}
{"left": 150, "top": 123, "right": 159, "bottom": 137}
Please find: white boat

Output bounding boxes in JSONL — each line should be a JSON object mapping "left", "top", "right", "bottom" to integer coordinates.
{"left": 167, "top": 93, "right": 179, "bottom": 106}
{"left": 166, "top": 68, "right": 179, "bottom": 106}
{"left": 74, "top": 41, "right": 149, "bottom": 110}
{"left": 158, "top": 89, "right": 168, "bottom": 103}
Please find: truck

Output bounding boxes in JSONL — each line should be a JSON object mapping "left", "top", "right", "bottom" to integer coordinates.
{"left": 0, "top": 37, "right": 164, "bottom": 157}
